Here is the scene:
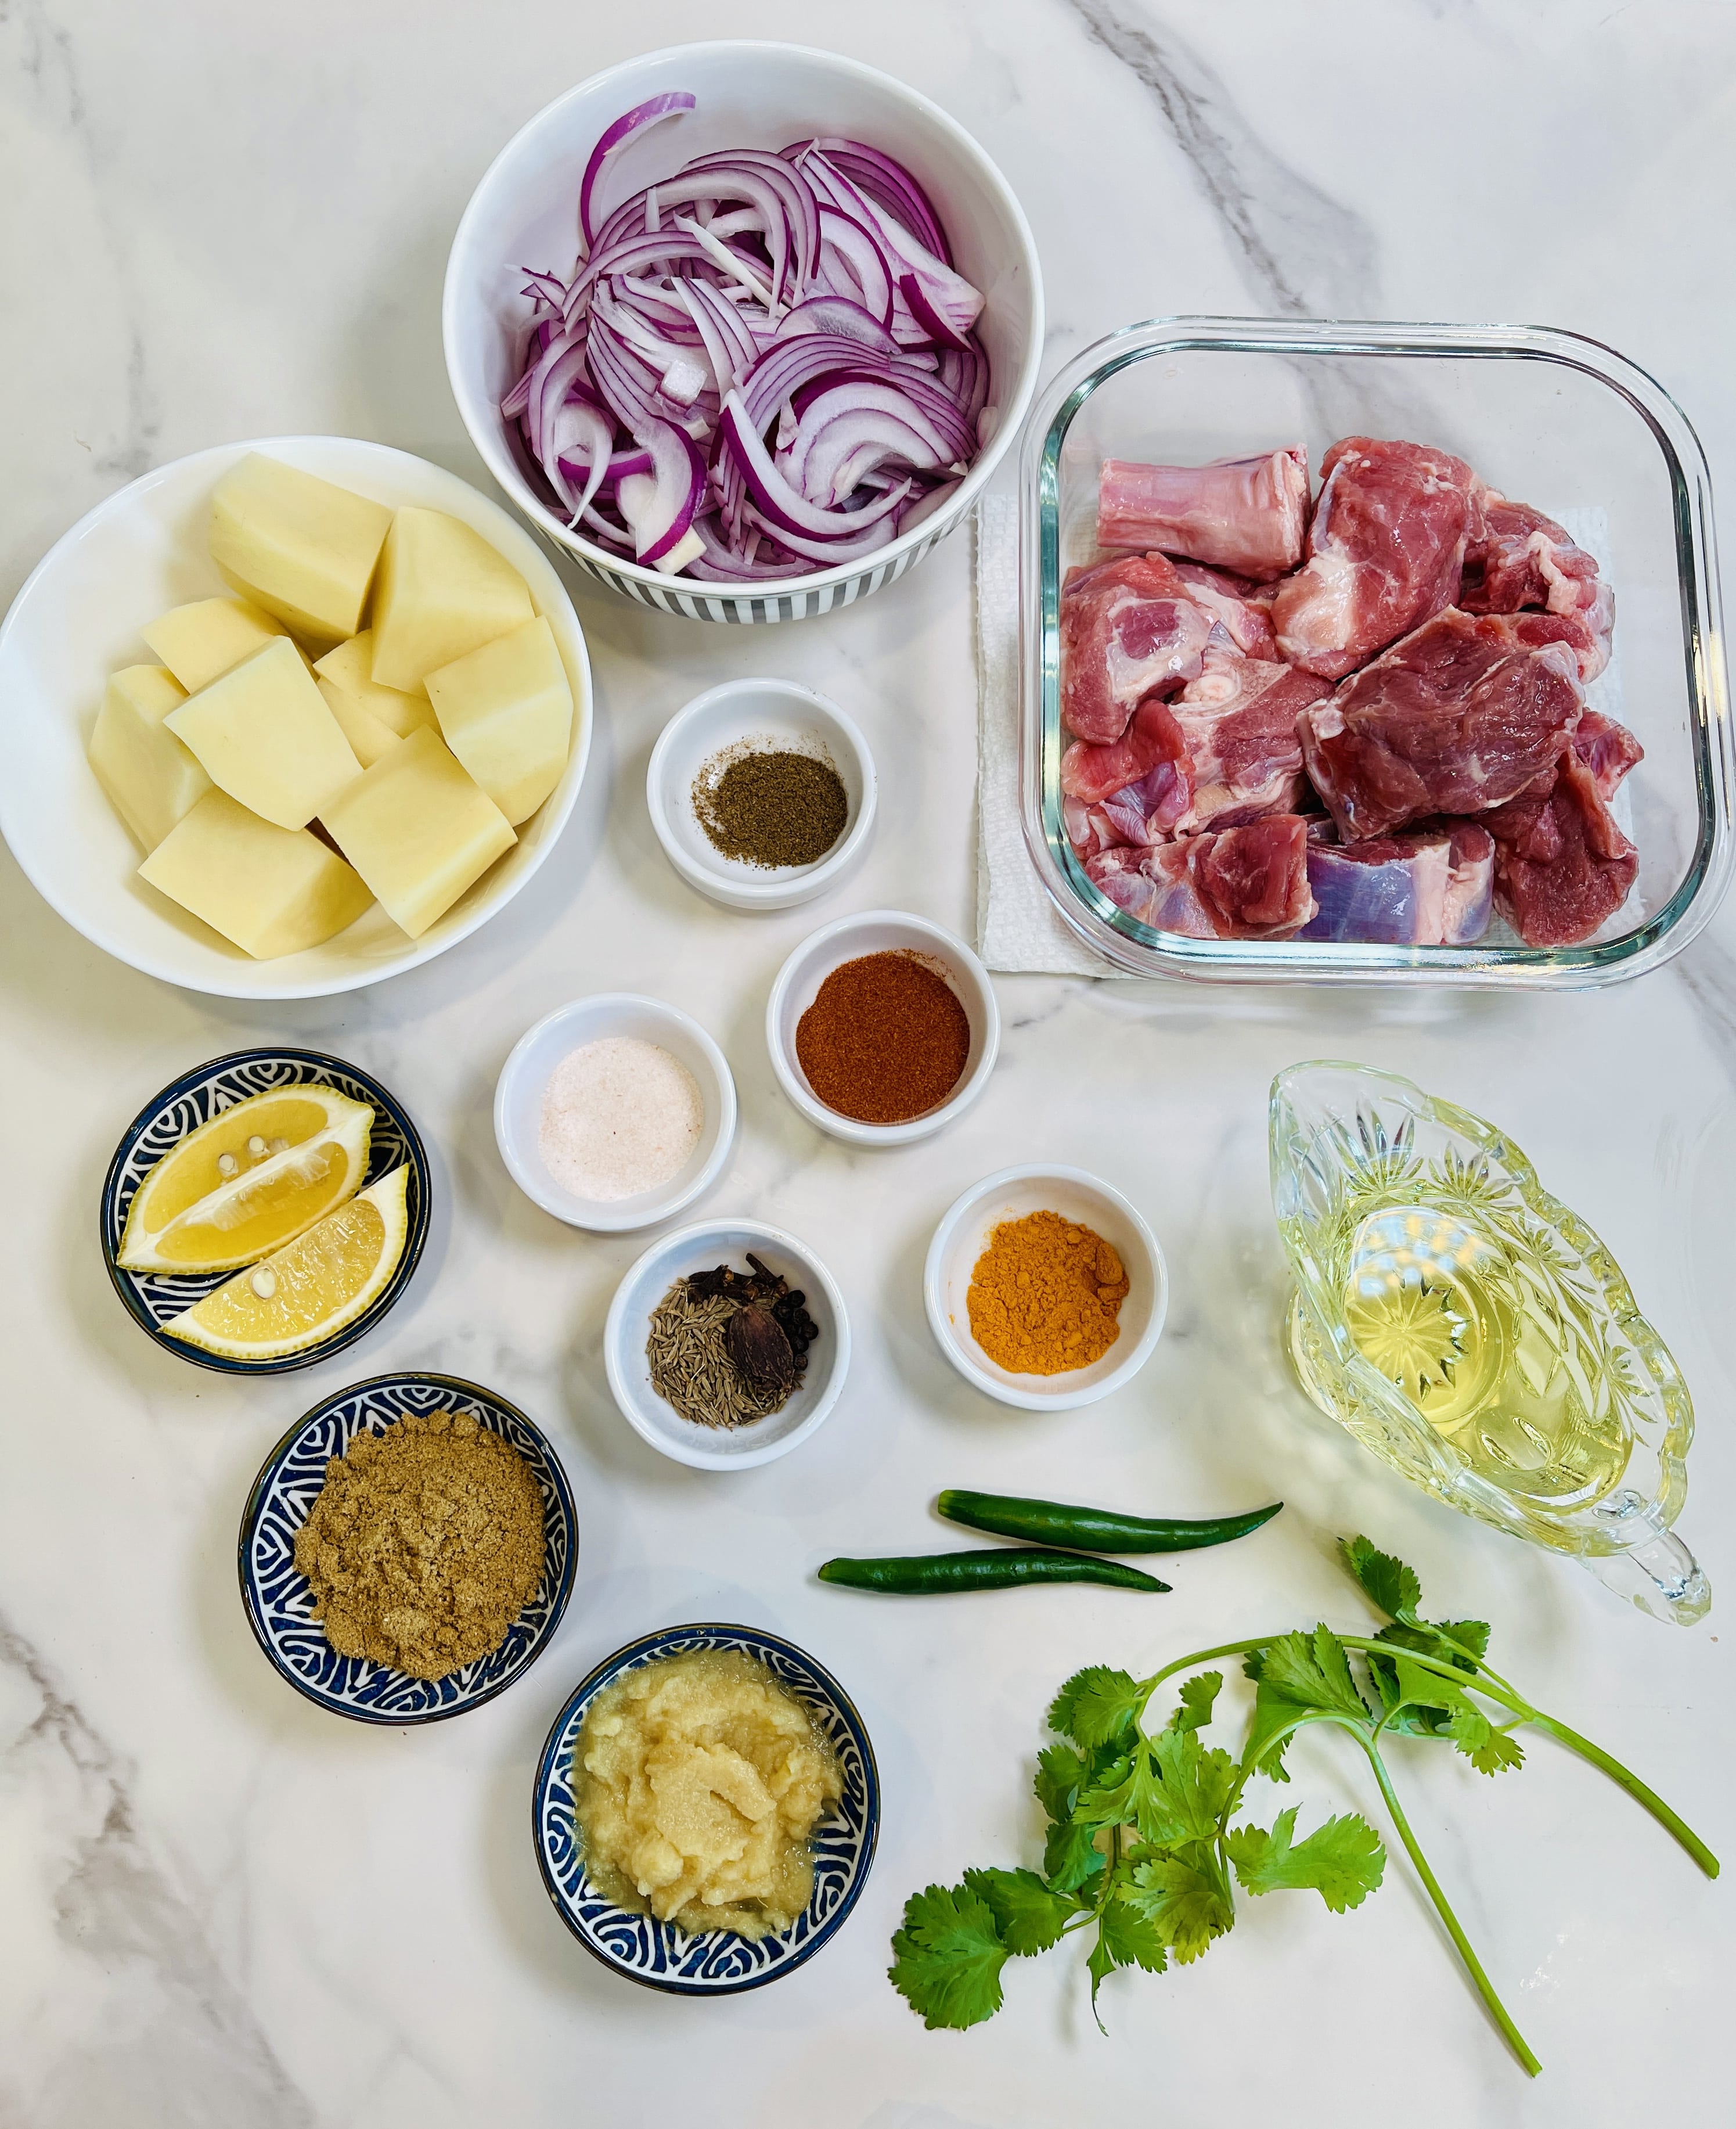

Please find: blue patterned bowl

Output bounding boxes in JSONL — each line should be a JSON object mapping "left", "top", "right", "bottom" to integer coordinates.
{"left": 238, "top": 1371, "right": 578, "bottom": 1724}
{"left": 533, "top": 1623, "right": 879, "bottom": 1994}
{"left": 100, "top": 1046, "right": 431, "bottom": 1375}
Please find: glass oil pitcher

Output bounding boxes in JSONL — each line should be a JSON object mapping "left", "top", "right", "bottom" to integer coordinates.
{"left": 1271, "top": 1062, "right": 1708, "bottom": 1625}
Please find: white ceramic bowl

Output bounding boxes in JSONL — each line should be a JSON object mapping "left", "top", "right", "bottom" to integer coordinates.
{"left": 442, "top": 39, "right": 1045, "bottom": 624}
{"left": 924, "top": 1164, "right": 1168, "bottom": 1411}
{"left": 0, "top": 437, "right": 592, "bottom": 1001}
{"left": 494, "top": 995, "right": 736, "bottom": 1232}
{"left": 604, "top": 1218, "right": 849, "bottom": 1469}
{"left": 765, "top": 909, "right": 999, "bottom": 1146}
{"left": 646, "top": 679, "right": 876, "bottom": 910}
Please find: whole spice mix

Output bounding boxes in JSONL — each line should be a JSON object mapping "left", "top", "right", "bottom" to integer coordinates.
{"left": 795, "top": 950, "right": 970, "bottom": 1124}
{"left": 647, "top": 1254, "right": 820, "bottom": 1428}
{"left": 292, "top": 1408, "right": 545, "bottom": 1680}
{"left": 693, "top": 741, "right": 848, "bottom": 869}
{"left": 967, "top": 1210, "right": 1129, "bottom": 1374}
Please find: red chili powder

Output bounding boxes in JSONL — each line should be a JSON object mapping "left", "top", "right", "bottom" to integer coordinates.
{"left": 795, "top": 950, "right": 972, "bottom": 1124}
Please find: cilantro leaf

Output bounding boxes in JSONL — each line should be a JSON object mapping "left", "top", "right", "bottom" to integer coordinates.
{"left": 1087, "top": 1891, "right": 1169, "bottom": 2022}
{"left": 1170, "top": 1671, "right": 1223, "bottom": 1732}
{"left": 1034, "top": 1742, "right": 1086, "bottom": 1821}
{"left": 1342, "top": 1535, "right": 1422, "bottom": 1621}
{"left": 1377, "top": 1616, "right": 1488, "bottom": 1677}
{"left": 1224, "top": 1806, "right": 1385, "bottom": 1912}
{"left": 963, "top": 1867, "right": 1078, "bottom": 1955}
{"left": 1147, "top": 1726, "right": 1237, "bottom": 1843}
{"left": 1074, "top": 1744, "right": 1164, "bottom": 1837}
{"left": 1043, "top": 1815, "right": 1105, "bottom": 1894}
{"left": 1432, "top": 1617, "right": 1492, "bottom": 1664}
{"left": 1460, "top": 1725, "right": 1526, "bottom": 1776}
{"left": 1049, "top": 1666, "right": 1146, "bottom": 1749}
{"left": 1252, "top": 1626, "right": 1370, "bottom": 1722}
{"left": 1125, "top": 1848, "right": 1234, "bottom": 1962}
{"left": 888, "top": 1883, "right": 1009, "bottom": 2030}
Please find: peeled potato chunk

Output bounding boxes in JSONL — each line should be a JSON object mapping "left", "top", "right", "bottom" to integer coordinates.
{"left": 139, "top": 790, "right": 372, "bottom": 958}
{"left": 369, "top": 508, "right": 533, "bottom": 693}
{"left": 321, "top": 725, "right": 516, "bottom": 939}
{"left": 141, "top": 595, "right": 289, "bottom": 693}
{"left": 208, "top": 454, "right": 392, "bottom": 646}
{"left": 88, "top": 664, "right": 210, "bottom": 851}
{"left": 165, "top": 636, "right": 362, "bottom": 830}
{"left": 425, "top": 614, "right": 572, "bottom": 825}
{"left": 313, "top": 631, "right": 435, "bottom": 767}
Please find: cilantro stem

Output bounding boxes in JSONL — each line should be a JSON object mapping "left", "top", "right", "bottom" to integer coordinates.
{"left": 1358, "top": 1737, "right": 1542, "bottom": 2078}
{"left": 1526, "top": 1714, "right": 1720, "bottom": 1879}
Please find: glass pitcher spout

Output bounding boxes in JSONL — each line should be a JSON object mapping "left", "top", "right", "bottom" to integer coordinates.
{"left": 1271, "top": 1062, "right": 1708, "bottom": 1625}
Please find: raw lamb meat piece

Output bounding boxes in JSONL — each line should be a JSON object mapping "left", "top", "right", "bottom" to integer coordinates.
{"left": 1485, "top": 607, "right": 1611, "bottom": 686}
{"left": 1273, "top": 437, "right": 1482, "bottom": 680}
{"left": 1461, "top": 494, "right": 1613, "bottom": 681}
{"left": 1171, "top": 653, "right": 1328, "bottom": 832}
{"left": 1085, "top": 816, "right": 1314, "bottom": 938}
{"left": 1097, "top": 448, "right": 1309, "bottom": 579}
{"left": 1060, "top": 552, "right": 1215, "bottom": 743}
{"left": 1483, "top": 749, "right": 1638, "bottom": 947}
{"left": 1572, "top": 707, "right": 1643, "bottom": 799}
{"left": 1298, "top": 608, "right": 1584, "bottom": 841}
{"left": 1060, "top": 695, "right": 1191, "bottom": 809}
{"left": 1299, "top": 821, "right": 1494, "bottom": 945}
{"left": 1064, "top": 741, "right": 1194, "bottom": 856}
{"left": 1169, "top": 560, "right": 1281, "bottom": 659}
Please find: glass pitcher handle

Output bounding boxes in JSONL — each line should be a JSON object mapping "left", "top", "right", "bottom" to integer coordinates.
{"left": 1584, "top": 1520, "right": 1712, "bottom": 1627}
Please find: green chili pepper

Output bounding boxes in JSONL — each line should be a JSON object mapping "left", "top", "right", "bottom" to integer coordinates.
{"left": 817, "top": 1548, "right": 1171, "bottom": 1595}
{"left": 935, "top": 1489, "right": 1283, "bottom": 1555}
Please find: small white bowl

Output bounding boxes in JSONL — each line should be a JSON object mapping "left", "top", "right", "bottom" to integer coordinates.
{"left": 604, "top": 1219, "right": 849, "bottom": 1469}
{"left": 766, "top": 911, "right": 999, "bottom": 1146}
{"left": 494, "top": 995, "right": 736, "bottom": 1233}
{"left": 924, "top": 1165, "right": 1168, "bottom": 1410}
{"left": 647, "top": 679, "right": 876, "bottom": 911}
{"left": 0, "top": 436, "right": 592, "bottom": 1001}
{"left": 442, "top": 39, "right": 1043, "bottom": 624}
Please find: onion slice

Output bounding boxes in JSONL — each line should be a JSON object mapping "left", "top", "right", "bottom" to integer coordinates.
{"left": 579, "top": 93, "right": 697, "bottom": 249}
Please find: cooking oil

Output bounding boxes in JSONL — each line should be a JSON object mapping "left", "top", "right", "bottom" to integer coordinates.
{"left": 1287, "top": 1186, "right": 1632, "bottom": 1512}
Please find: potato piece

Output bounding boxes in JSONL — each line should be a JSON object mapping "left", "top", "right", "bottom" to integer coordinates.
{"left": 208, "top": 454, "right": 392, "bottom": 646}
{"left": 321, "top": 725, "right": 516, "bottom": 939}
{"left": 88, "top": 664, "right": 210, "bottom": 851}
{"left": 313, "top": 631, "right": 435, "bottom": 769}
{"left": 165, "top": 636, "right": 362, "bottom": 830}
{"left": 369, "top": 508, "right": 533, "bottom": 692}
{"left": 424, "top": 615, "right": 572, "bottom": 825}
{"left": 139, "top": 790, "right": 372, "bottom": 958}
{"left": 141, "top": 596, "right": 290, "bottom": 693}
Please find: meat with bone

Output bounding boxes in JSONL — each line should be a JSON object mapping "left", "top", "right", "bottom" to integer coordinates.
{"left": 1097, "top": 448, "right": 1309, "bottom": 580}
{"left": 1572, "top": 707, "right": 1644, "bottom": 800}
{"left": 1085, "top": 815, "right": 1314, "bottom": 938}
{"left": 1460, "top": 494, "right": 1613, "bottom": 682}
{"left": 1483, "top": 749, "right": 1638, "bottom": 947}
{"left": 1298, "top": 821, "right": 1494, "bottom": 945}
{"left": 1170, "top": 652, "right": 1328, "bottom": 832}
{"left": 1064, "top": 733, "right": 1194, "bottom": 857}
{"left": 1168, "top": 559, "right": 1280, "bottom": 659}
{"left": 1059, "top": 552, "right": 1215, "bottom": 743}
{"left": 1298, "top": 607, "right": 1584, "bottom": 841}
{"left": 1060, "top": 694, "right": 1191, "bottom": 810}
{"left": 1273, "top": 437, "right": 1483, "bottom": 681}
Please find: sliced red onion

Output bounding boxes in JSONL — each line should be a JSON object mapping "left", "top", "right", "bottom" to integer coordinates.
{"left": 775, "top": 294, "right": 903, "bottom": 356}
{"left": 617, "top": 418, "right": 707, "bottom": 566}
{"left": 801, "top": 149, "right": 983, "bottom": 341}
{"left": 547, "top": 397, "right": 617, "bottom": 522}
{"left": 897, "top": 272, "right": 972, "bottom": 353}
{"left": 783, "top": 383, "right": 951, "bottom": 506}
{"left": 741, "top": 501, "right": 902, "bottom": 564}
{"left": 719, "top": 392, "right": 910, "bottom": 540}
{"left": 579, "top": 92, "right": 696, "bottom": 249}
{"left": 793, "top": 137, "right": 953, "bottom": 265}
{"left": 815, "top": 205, "right": 894, "bottom": 326}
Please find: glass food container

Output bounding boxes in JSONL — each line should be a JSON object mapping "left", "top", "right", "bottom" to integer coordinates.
{"left": 1018, "top": 317, "right": 1733, "bottom": 985}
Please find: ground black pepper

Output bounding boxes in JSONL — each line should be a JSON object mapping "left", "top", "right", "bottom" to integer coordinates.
{"left": 693, "top": 743, "right": 849, "bottom": 868}
{"left": 794, "top": 950, "right": 971, "bottom": 1124}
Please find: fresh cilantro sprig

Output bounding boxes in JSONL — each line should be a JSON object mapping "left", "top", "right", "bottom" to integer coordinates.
{"left": 889, "top": 1536, "right": 1719, "bottom": 2074}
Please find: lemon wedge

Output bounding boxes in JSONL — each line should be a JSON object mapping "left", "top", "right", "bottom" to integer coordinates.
{"left": 162, "top": 1165, "right": 409, "bottom": 1361}
{"left": 118, "top": 1086, "right": 374, "bottom": 1273}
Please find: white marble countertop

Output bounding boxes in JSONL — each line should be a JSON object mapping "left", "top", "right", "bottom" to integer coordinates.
{"left": 3, "top": 3, "right": 1733, "bottom": 2125}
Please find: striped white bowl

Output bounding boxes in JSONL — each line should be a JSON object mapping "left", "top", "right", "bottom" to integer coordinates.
{"left": 442, "top": 41, "right": 1044, "bottom": 624}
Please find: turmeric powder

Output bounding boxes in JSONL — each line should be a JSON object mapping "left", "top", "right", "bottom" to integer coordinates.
{"left": 966, "top": 1210, "right": 1130, "bottom": 1376}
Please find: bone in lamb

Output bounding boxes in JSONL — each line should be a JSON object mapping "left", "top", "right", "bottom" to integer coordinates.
{"left": 1297, "top": 607, "right": 1585, "bottom": 842}
{"left": 1097, "top": 447, "right": 1309, "bottom": 581}
{"left": 1299, "top": 821, "right": 1495, "bottom": 945}
{"left": 1059, "top": 552, "right": 1215, "bottom": 744}
{"left": 1085, "top": 815, "right": 1315, "bottom": 938}
{"left": 1168, "top": 560, "right": 1281, "bottom": 659}
{"left": 1273, "top": 437, "right": 1483, "bottom": 680}
{"left": 1170, "top": 652, "right": 1329, "bottom": 833}
{"left": 1460, "top": 493, "right": 1614, "bottom": 681}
